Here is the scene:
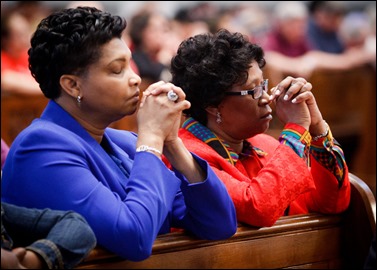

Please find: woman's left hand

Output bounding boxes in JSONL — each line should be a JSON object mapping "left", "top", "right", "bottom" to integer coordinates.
{"left": 270, "top": 76, "right": 326, "bottom": 133}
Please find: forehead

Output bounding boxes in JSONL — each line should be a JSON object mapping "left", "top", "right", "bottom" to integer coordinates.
{"left": 233, "top": 62, "right": 263, "bottom": 89}
{"left": 97, "top": 38, "right": 130, "bottom": 62}
{"left": 83, "top": 38, "right": 130, "bottom": 75}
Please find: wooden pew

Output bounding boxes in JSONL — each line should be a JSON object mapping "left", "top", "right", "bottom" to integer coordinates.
{"left": 1, "top": 93, "right": 48, "bottom": 146}
{"left": 77, "top": 173, "right": 376, "bottom": 269}
{"left": 1, "top": 93, "right": 139, "bottom": 146}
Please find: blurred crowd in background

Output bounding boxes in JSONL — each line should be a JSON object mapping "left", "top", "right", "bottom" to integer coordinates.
{"left": 1, "top": 0, "right": 375, "bottom": 92}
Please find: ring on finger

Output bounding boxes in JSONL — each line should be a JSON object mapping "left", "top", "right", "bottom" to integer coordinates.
{"left": 167, "top": 90, "right": 179, "bottom": 102}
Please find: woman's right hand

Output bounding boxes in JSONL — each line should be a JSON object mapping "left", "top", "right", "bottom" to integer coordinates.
{"left": 136, "top": 81, "right": 190, "bottom": 152}
{"left": 272, "top": 77, "right": 312, "bottom": 130}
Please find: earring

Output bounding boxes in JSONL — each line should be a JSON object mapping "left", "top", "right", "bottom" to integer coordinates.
{"left": 77, "top": 95, "right": 82, "bottom": 106}
{"left": 216, "top": 111, "right": 222, "bottom": 124}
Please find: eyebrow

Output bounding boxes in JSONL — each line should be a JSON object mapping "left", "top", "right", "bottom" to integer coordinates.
{"left": 106, "top": 57, "right": 127, "bottom": 66}
{"left": 243, "top": 78, "right": 265, "bottom": 90}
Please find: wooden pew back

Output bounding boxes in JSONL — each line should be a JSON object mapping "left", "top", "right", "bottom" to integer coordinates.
{"left": 77, "top": 173, "right": 376, "bottom": 269}
{"left": 1, "top": 93, "right": 48, "bottom": 146}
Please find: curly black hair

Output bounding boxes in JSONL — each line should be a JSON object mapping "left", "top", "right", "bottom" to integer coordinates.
{"left": 170, "top": 28, "right": 266, "bottom": 125}
{"left": 28, "top": 6, "right": 127, "bottom": 99}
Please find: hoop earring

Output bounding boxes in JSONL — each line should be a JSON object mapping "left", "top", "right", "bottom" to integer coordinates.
{"left": 77, "top": 95, "right": 82, "bottom": 107}
{"left": 216, "top": 111, "right": 222, "bottom": 124}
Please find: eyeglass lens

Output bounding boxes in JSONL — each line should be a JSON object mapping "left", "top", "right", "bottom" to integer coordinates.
{"left": 254, "top": 79, "right": 268, "bottom": 99}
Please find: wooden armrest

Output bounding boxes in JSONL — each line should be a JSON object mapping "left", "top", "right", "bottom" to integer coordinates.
{"left": 348, "top": 173, "right": 376, "bottom": 234}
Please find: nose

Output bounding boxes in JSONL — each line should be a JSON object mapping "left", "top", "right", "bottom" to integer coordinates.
{"left": 259, "top": 90, "right": 272, "bottom": 105}
{"left": 130, "top": 72, "right": 141, "bottom": 87}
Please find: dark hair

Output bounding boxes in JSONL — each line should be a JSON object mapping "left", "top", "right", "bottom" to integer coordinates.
{"left": 170, "top": 28, "right": 265, "bottom": 125}
{"left": 1, "top": 12, "right": 13, "bottom": 47}
{"left": 128, "top": 10, "right": 151, "bottom": 49}
{"left": 28, "top": 6, "right": 127, "bottom": 99}
{"left": 308, "top": 1, "right": 346, "bottom": 15}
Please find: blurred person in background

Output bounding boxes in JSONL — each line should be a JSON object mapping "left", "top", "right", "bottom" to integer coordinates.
{"left": 255, "top": 1, "right": 375, "bottom": 83}
{"left": 128, "top": 7, "right": 180, "bottom": 86}
{"left": 1, "top": 138, "right": 10, "bottom": 169}
{"left": 171, "top": 4, "right": 212, "bottom": 42}
{"left": 6, "top": 1, "right": 52, "bottom": 32}
{"left": 1, "top": 9, "right": 41, "bottom": 95}
{"left": 214, "top": 4, "right": 270, "bottom": 45}
{"left": 261, "top": 1, "right": 313, "bottom": 57}
{"left": 337, "top": 8, "right": 376, "bottom": 69}
{"left": 306, "top": 1, "right": 346, "bottom": 54}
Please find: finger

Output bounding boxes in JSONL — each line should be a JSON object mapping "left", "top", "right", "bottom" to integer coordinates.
{"left": 269, "top": 86, "right": 281, "bottom": 101}
{"left": 162, "top": 84, "right": 186, "bottom": 103}
{"left": 150, "top": 83, "right": 184, "bottom": 97}
{"left": 139, "top": 90, "right": 152, "bottom": 108}
{"left": 291, "top": 91, "right": 314, "bottom": 103}
{"left": 284, "top": 81, "right": 306, "bottom": 101}
{"left": 177, "top": 100, "right": 191, "bottom": 110}
{"left": 270, "top": 76, "right": 295, "bottom": 100}
{"left": 147, "top": 81, "right": 166, "bottom": 95}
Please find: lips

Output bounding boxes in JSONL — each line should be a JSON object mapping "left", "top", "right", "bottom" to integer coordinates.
{"left": 133, "top": 90, "right": 140, "bottom": 100}
{"left": 261, "top": 110, "right": 272, "bottom": 119}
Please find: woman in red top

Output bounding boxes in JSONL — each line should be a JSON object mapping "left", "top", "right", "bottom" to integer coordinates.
{"left": 170, "top": 29, "right": 350, "bottom": 227}
{"left": 1, "top": 10, "right": 41, "bottom": 95}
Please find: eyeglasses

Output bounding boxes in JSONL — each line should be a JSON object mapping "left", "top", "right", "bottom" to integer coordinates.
{"left": 224, "top": 79, "right": 268, "bottom": 100}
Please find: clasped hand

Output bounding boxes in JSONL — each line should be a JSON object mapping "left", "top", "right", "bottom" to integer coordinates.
{"left": 137, "top": 81, "right": 191, "bottom": 145}
{"left": 269, "top": 76, "right": 325, "bottom": 134}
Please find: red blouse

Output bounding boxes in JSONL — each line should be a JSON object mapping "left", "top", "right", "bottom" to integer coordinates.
{"left": 179, "top": 129, "right": 351, "bottom": 227}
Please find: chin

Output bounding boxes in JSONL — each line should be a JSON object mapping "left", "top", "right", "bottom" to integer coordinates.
{"left": 124, "top": 103, "right": 138, "bottom": 116}
{"left": 263, "top": 122, "right": 270, "bottom": 132}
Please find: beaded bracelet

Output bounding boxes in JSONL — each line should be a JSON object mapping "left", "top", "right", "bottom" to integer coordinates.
{"left": 312, "top": 121, "right": 329, "bottom": 141}
{"left": 136, "top": 145, "right": 162, "bottom": 155}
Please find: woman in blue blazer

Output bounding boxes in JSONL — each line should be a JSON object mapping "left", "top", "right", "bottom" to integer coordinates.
{"left": 1, "top": 6, "right": 237, "bottom": 261}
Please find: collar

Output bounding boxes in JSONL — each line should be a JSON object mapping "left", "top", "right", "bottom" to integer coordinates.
{"left": 182, "top": 117, "right": 267, "bottom": 165}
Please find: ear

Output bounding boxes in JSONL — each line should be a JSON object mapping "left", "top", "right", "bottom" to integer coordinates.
{"left": 60, "top": 75, "right": 80, "bottom": 98}
{"left": 205, "top": 106, "right": 218, "bottom": 117}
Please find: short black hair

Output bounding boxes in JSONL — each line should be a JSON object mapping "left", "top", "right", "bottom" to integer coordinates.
{"left": 28, "top": 6, "right": 127, "bottom": 99}
{"left": 170, "top": 29, "right": 265, "bottom": 125}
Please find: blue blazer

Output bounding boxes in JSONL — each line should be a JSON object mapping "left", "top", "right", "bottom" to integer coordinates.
{"left": 2, "top": 100, "right": 237, "bottom": 261}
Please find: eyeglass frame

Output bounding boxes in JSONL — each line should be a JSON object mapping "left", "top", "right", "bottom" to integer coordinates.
{"left": 224, "top": 79, "right": 268, "bottom": 100}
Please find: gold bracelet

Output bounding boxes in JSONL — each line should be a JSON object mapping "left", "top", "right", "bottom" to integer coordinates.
{"left": 312, "top": 121, "right": 329, "bottom": 141}
{"left": 136, "top": 145, "right": 162, "bottom": 155}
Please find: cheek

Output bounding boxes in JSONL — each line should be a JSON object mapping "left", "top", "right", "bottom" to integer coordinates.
{"left": 228, "top": 99, "right": 257, "bottom": 117}
{"left": 222, "top": 100, "right": 258, "bottom": 127}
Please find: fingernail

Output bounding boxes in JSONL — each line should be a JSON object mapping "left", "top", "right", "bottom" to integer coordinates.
{"left": 284, "top": 94, "right": 289, "bottom": 100}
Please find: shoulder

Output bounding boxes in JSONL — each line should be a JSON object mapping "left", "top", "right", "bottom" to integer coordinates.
{"left": 106, "top": 127, "right": 137, "bottom": 139}
{"left": 179, "top": 128, "right": 206, "bottom": 147}
{"left": 105, "top": 128, "right": 138, "bottom": 155}
{"left": 105, "top": 128, "right": 137, "bottom": 145}
{"left": 248, "top": 133, "right": 280, "bottom": 153}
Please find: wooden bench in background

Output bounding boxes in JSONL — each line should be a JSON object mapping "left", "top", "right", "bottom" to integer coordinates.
{"left": 1, "top": 93, "right": 139, "bottom": 146}
{"left": 77, "top": 173, "right": 376, "bottom": 269}
{"left": 1, "top": 93, "right": 48, "bottom": 146}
